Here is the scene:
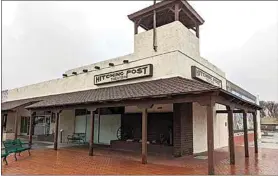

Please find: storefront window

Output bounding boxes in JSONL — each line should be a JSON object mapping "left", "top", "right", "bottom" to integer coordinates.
{"left": 20, "top": 116, "right": 30, "bottom": 133}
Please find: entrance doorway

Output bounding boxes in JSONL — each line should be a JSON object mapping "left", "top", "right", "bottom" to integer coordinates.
{"left": 34, "top": 115, "right": 51, "bottom": 135}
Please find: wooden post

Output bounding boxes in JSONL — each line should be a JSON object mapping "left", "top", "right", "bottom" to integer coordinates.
{"left": 142, "top": 108, "right": 148, "bottom": 164}
{"left": 207, "top": 100, "right": 215, "bottom": 175}
{"left": 98, "top": 108, "right": 101, "bottom": 144}
{"left": 14, "top": 111, "right": 19, "bottom": 140}
{"left": 174, "top": 3, "right": 180, "bottom": 21}
{"left": 243, "top": 111, "right": 249, "bottom": 157}
{"left": 88, "top": 108, "right": 96, "bottom": 156}
{"left": 138, "top": 104, "right": 152, "bottom": 164}
{"left": 54, "top": 111, "right": 61, "bottom": 150}
{"left": 29, "top": 112, "right": 35, "bottom": 146}
{"left": 252, "top": 111, "right": 258, "bottom": 154}
{"left": 227, "top": 106, "right": 235, "bottom": 165}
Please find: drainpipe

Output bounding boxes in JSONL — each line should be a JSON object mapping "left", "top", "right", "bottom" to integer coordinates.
{"left": 153, "top": 0, "right": 157, "bottom": 52}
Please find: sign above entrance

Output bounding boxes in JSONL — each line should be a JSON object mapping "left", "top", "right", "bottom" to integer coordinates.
{"left": 94, "top": 64, "right": 153, "bottom": 85}
{"left": 191, "top": 66, "right": 222, "bottom": 88}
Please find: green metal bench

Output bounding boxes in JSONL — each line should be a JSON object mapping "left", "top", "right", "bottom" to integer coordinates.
{"left": 13, "top": 139, "right": 31, "bottom": 156}
{"left": 1, "top": 149, "right": 9, "bottom": 165}
{"left": 3, "top": 140, "right": 19, "bottom": 161}
{"left": 3, "top": 139, "right": 31, "bottom": 161}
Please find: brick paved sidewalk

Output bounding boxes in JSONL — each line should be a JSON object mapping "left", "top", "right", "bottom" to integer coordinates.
{"left": 2, "top": 146, "right": 278, "bottom": 175}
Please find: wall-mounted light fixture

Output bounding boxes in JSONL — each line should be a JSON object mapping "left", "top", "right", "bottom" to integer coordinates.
{"left": 83, "top": 69, "right": 88, "bottom": 73}
{"left": 62, "top": 74, "right": 68, "bottom": 77}
{"left": 123, "top": 60, "right": 129, "bottom": 63}
{"left": 109, "top": 63, "right": 114, "bottom": 66}
{"left": 72, "top": 72, "right": 77, "bottom": 75}
{"left": 94, "top": 66, "right": 100, "bottom": 70}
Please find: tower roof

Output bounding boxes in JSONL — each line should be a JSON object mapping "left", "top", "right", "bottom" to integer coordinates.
{"left": 128, "top": 0, "right": 205, "bottom": 31}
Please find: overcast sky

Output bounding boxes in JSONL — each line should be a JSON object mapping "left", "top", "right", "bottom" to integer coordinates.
{"left": 2, "top": 1, "right": 278, "bottom": 101}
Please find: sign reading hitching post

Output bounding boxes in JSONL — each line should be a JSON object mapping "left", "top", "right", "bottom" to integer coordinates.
{"left": 94, "top": 64, "right": 153, "bottom": 85}
{"left": 191, "top": 66, "right": 222, "bottom": 88}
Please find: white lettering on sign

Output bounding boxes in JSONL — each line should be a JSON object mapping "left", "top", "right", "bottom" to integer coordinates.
{"left": 191, "top": 66, "right": 222, "bottom": 88}
{"left": 94, "top": 64, "right": 153, "bottom": 85}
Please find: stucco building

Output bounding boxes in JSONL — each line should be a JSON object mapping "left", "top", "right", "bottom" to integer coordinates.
{"left": 1, "top": 0, "right": 261, "bottom": 174}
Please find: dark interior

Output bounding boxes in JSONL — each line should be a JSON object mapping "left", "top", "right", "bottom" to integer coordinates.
{"left": 121, "top": 112, "right": 173, "bottom": 146}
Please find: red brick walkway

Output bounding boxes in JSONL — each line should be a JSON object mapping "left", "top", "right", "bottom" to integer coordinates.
{"left": 2, "top": 146, "right": 278, "bottom": 175}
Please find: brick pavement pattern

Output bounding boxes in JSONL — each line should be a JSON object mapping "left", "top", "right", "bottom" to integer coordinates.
{"left": 2, "top": 146, "right": 278, "bottom": 175}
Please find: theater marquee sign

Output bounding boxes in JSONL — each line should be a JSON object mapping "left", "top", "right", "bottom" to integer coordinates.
{"left": 191, "top": 66, "right": 222, "bottom": 88}
{"left": 94, "top": 64, "right": 153, "bottom": 85}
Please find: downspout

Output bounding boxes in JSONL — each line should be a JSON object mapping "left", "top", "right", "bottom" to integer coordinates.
{"left": 153, "top": 0, "right": 158, "bottom": 52}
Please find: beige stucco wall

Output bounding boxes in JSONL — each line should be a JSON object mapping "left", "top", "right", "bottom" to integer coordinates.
{"left": 193, "top": 102, "right": 228, "bottom": 154}
{"left": 214, "top": 104, "right": 228, "bottom": 149}
{"left": 134, "top": 21, "right": 200, "bottom": 60}
{"left": 193, "top": 102, "right": 207, "bottom": 153}
{"left": 58, "top": 109, "right": 75, "bottom": 143}
{"left": 5, "top": 112, "right": 16, "bottom": 133}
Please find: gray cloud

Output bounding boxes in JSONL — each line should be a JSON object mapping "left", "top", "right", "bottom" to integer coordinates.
{"left": 208, "top": 24, "right": 278, "bottom": 101}
{"left": 2, "top": 2, "right": 139, "bottom": 89}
